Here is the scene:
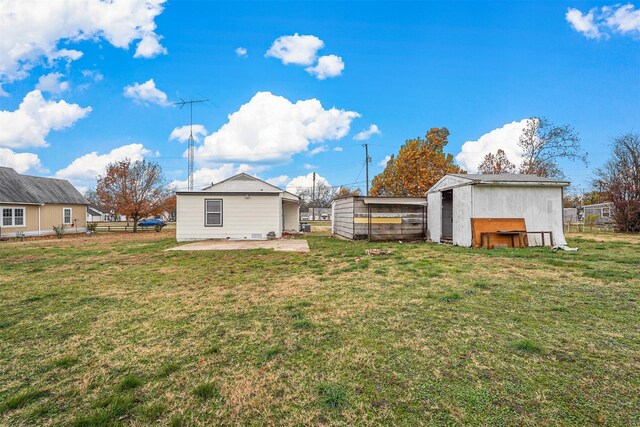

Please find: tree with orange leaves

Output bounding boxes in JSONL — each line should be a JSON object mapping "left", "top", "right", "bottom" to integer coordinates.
{"left": 477, "top": 149, "right": 516, "bottom": 174}
{"left": 370, "top": 128, "right": 464, "bottom": 197}
{"left": 96, "top": 159, "right": 173, "bottom": 232}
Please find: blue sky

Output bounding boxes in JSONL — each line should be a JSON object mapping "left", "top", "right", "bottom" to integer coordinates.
{"left": 0, "top": 1, "right": 638, "bottom": 193}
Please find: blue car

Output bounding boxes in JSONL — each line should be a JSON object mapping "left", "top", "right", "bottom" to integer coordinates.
{"left": 138, "top": 218, "right": 167, "bottom": 230}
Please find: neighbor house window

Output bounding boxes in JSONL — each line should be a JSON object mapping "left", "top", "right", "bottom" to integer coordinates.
{"left": 205, "top": 199, "right": 222, "bottom": 226}
{"left": 602, "top": 207, "right": 610, "bottom": 218}
{"left": 63, "top": 208, "right": 72, "bottom": 224}
{"left": 2, "top": 207, "right": 25, "bottom": 227}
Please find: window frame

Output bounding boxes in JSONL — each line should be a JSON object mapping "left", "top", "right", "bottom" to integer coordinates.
{"left": 63, "top": 207, "right": 73, "bottom": 225}
{"left": 2, "top": 207, "right": 26, "bottom": 228}
{"left": 601, "top": 207, "right": 610, "bottom": 218}
{"left": 204, "top": 199, "right": 223, "bottom": 227}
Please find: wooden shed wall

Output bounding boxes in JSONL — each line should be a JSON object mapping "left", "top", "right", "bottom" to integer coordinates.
{"left": 333, "top": 197, "right": 427, "bottom": 241}
{"left": 332, "top": 197, "right": 355, "bottom": 239}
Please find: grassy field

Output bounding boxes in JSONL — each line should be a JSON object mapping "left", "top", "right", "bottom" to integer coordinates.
{"left": 0, "top": 230, "right": 639, "bottom": 426}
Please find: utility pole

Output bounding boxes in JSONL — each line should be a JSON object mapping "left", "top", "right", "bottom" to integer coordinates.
{"left": 312, "top": 172, "right": 316, "bottom": 220}
{"left": 363, "top": 143, "right": 372, "bottom": 196}
{"left": 173, "top": 98, "right": 209, "bottom": 191}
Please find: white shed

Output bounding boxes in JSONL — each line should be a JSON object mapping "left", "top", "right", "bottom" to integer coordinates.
{"left": 176, "top": 173, "right": 300, "bottom": 242}
{"left": 427, "top": 174, "right": 569, "bottom": 247}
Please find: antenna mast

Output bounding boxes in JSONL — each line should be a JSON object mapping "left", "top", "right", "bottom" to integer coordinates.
{"left": 173, "top": 97, "right": 209, "bottom": 191}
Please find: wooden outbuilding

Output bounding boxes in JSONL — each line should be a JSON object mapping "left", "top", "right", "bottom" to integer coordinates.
{"left": 331, "top": 196, "right": 427, "bottom": 241}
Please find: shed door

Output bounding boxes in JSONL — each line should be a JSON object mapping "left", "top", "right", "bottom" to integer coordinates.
{"left": 441, "top": 190, "right": 453, "bottom": 240}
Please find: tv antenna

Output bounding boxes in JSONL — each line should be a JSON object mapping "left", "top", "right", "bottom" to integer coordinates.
{"left": 173, "top": 97, "right": 209, "bottom": 191}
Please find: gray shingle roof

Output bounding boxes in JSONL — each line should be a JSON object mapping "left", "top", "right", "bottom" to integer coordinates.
{"left": 451, "top": 174, "right": 570, "bottom": 184}
{"left": 0, "top": 167, "right": 88, "bottom": 205}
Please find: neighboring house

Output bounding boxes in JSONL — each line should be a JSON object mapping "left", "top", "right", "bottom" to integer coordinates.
{"left": 584, "top": 202, "right": 615, "bottom": 225}
{"left": 0, "top": 167, "right": 88, "bottom": 238}
{"left": 86, "top": 206, "right": 105, "bottom": 222}
{"left": 563, "top": 207, "right": 579, "bottom": 223}
{"left": 427, "top": 174, "right": 569, "bottom": 247}
{"left": 176, "top": 173, "right": 300, "bottom": 242}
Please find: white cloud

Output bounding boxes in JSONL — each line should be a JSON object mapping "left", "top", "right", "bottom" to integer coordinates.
{"left": 55, "top": 143, "right": 151, "bottom": 188}
{"left": 36, "top": 72, "right": 69, "bottom": 94}
{"left": 195, "top": 91, "right": 360, "bottom": 163}
{"left": 81, "top": 69, "right": 104, "bottom": 82}
{"left": 0, "top": 0, "right": 167, "bottom": 86}
{"left": 0, "top": 148, "right": 43, "bottom": 173}
{"left": 334, "top": 146, "right": 343, "bottom": 152}
{"left": 286, "top": 172, "right": 330, "bottom": 194}
{"left": 353, "top": 124, "right": 381, "bottom": 141}
{"left": 455, "top": 119, "right": 529, "bottom": 173}
{"left": 378, "top": 155, "right": 391, "bottom": 167}
{"left": 605, "top": 4, "right": 640, "bottom": 34}
{"left": 169, "top": 124, "right": 208, "bottom": 142}
{"left": 123, "top": 79, "right": 169, "bottom": 106}
{"left": 266, "top": 33, "right": 324, "bottom": 65}
{"left": 309, "top": 145, "right": 328, "bottom": 156}
{"left": 170, "top": 163, "right": 259, "bottom": 191}
{"left": 306, "top": 54, "right": 344, "bottom": 79}
{"left": 303, "top": 163, "right": 317, "bottom": 170}
{"left": 566, "top": 8, "right": 601, "bottom": 38}
{"left": 134, "top": 34, "right": 168, "bottom": 58}
{"left": 566, "top": 4, "right": 640, "bottom": 39}
{"left": 235, "top": 47, "right": 248, "bottom": 57}
{"left": 0, "top": 90, "right": 91, "bottom": 149}
{"left": 266, "top": 175, "right": 289, "bottom": 187}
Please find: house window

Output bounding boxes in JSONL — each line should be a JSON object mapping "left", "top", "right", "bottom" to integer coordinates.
{"left": 205, "top": 199, "right": 222, "bottom": 226}
{"left": 602, "top": 207, "right": 610, "bottom": 218}
{"left": 63, "top": 208, "right": 72, "bottom": 224}
{"left": 2, "top": 207, "right": 25, "bottom": 227}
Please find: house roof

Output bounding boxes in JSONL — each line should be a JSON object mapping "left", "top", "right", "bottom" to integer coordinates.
{"left": 87, "top": 206, "right": 104, "bottom": 216}
{"left": 0, "top": 167, "right": 88, "bottom": 205}
{"left": 177, "top": 173, "right": 300, "bottom": 200}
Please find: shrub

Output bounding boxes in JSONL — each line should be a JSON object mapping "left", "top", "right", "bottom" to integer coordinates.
{"left": 52, "top": 224, "right": 65, "bottom": 239}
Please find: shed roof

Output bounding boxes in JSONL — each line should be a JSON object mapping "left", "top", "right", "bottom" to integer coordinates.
{"left": 0, "top": 167, "right": 88, "bottom": 205}
{"left": 428, "top": 173, "right": 570, "bottom": 193}
{"left": 450, "top": 174, "right": 570, "bottom": 184}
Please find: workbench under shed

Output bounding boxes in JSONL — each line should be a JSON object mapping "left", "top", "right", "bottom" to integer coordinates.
{"left": 331, "top": 196, "right": 428, "bottom": 241}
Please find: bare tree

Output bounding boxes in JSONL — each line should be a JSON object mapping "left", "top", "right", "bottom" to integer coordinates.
{"left": 477, "top": 149, "right": 516, "bottom": 174}
{"left": 595, "top": 133, "right": 640, "bottom": 232}
{"left": 518, "top": 117, "right": 586, "bottom": 178}
{"left": 296, "top": 182, "right": 335, "bottom": 208}
{"left": 96, "top": 159, "right": 173, "bottom": 232}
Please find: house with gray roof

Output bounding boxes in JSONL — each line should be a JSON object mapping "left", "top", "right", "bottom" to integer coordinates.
{"left": 0, "top": 167, "right": 88, "bottom": 238}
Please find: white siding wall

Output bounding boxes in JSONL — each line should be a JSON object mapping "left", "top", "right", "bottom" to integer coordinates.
{"left": 472, "top": 185, "right": 566, "bottom": 246}
{"left": 283, "top": 201, "right": 299, "bottom": 232}
{"left": 453, "top": 185, "right": 473, "bottom": 247}
{"left": 427, "top": 192, "right": 441, "bottom": 243}
{"left": 176, "top": 194, "right": 282, "bottom": 241}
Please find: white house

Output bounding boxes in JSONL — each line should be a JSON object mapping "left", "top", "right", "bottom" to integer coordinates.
{"left": 427, "top": 174, "right": 569, "bottom": 247}
{"left": 176, "top": 173, "right": 300, "bottom": 242}
{"left": 86, "top": 206, "right": 105, "bottom": 222}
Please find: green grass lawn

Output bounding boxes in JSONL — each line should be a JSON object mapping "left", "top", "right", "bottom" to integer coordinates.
{"left": 1, "top": 231, "right": 639, "bottom": 426}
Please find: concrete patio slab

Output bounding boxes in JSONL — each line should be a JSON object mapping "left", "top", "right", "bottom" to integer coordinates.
{"left": 166, "top": 239, "right": 310, "bottom": 252}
